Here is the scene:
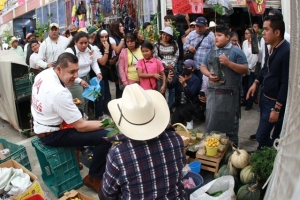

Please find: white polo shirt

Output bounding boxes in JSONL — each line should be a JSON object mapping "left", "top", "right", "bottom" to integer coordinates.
{"left": 65, "top": 45, "right": 102, "bottom": 84}
{"left": 31, "top": 68, "right": 82, "bottom": 134}
{"left": 36, "top": 36, "right": 70, "bottom": 69}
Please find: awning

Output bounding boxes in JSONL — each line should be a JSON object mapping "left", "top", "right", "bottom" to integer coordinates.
{"left": 167, "top": 0, "right": 281, "bottom": 10}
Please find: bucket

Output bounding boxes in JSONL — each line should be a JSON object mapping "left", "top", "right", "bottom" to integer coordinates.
{"left": 189, "top": 161, "right": 201, "bottom": 173}
{"left": 205, "top": 144, "right": 218, "bottom": 156}
{"left": 183, "top": 171, "right": 204, "bottom": 196}
{"left": 24, "top": 194, "right": 45, "bottom": 200}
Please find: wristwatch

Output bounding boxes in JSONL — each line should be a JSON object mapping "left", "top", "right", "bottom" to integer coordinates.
{"left": 271, "top": 108, "right": 280, "bottom": 113}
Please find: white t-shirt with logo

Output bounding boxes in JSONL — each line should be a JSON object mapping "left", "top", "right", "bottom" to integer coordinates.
{"left": 31, "top": 68, "right": 82, "bottom": 134}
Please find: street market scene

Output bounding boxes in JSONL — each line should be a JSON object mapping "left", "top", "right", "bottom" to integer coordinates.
{"left": 0, "top": 0, "right": 299, "bottom": 199}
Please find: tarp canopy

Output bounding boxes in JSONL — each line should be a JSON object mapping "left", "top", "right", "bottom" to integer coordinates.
{"left": 0, "top": 50, "right": 29, "bottom": 132}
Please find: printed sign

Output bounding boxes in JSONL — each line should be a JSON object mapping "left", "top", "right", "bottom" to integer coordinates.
{"left": 172, "top": 0, "right": 204, "bottom": 14}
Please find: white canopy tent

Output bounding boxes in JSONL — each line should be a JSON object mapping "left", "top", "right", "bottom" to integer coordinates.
{"left": 0, "top": 50, "right": 30, "bottom": 132}
{"left": 264, "top": 0, "right": 299, "bottom": 199}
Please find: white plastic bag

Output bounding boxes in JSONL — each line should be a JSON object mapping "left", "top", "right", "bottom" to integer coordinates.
{"left": 190, "top": 175, "right": 235, "bottom": 200}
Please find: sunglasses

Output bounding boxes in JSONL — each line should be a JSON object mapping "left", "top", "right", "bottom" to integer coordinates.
{"left": 100, "top": 36, "right": 108, "bottom": 38}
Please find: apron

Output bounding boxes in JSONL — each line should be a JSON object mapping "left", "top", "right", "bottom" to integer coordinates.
{"left": 205, "top": 45, "right": 241, "bottom": 138}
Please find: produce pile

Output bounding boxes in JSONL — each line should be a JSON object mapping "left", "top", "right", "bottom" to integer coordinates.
{"left": 215, "top": 146, "right": 277, "bottom": 200}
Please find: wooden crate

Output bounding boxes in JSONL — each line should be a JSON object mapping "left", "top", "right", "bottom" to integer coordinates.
{"left": 195, "top": 144, "right": 229, "bottom": 174}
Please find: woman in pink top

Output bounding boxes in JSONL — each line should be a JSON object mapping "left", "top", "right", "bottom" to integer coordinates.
{"left": 118, "top": 33, "right": 143, "bottom": 88}
{"left": 137, "top": 42, "right": 166, "bottom": 93}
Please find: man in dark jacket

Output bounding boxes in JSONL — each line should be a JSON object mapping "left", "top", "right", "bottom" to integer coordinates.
{"left": 168, "top": 59, "right": 201, "bottom": 129}
{"left": 247, "top": 15, "right": 290, "bottom": 149}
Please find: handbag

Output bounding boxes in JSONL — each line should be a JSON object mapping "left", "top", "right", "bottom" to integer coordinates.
{"left": 184, "top": 29, "right": 210, "bottom": 59}
{"left": 143, "top": 58, "right": 163, "bottom": 92}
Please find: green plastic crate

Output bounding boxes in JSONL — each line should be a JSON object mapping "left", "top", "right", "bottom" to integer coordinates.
{"left": 0, "top": 138, "right": 32, "bottom": 171}
{"left": 31, "top": 138, "right": 83, "bottom": 197}
{"left": 13, "top": 76, "right": 35, "bottom": 99}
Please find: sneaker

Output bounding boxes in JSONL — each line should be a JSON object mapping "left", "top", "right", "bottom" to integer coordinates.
{"left": 249, "top": 134, "right": 256, "bottom": 141}
{"left": 83, "top": 174, "right": 102, "bottom": 192}
{"left": 186, "top": 120, "right": 194, "bottom": 130}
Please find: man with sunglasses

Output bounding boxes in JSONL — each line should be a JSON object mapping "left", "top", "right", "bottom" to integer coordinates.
{"left": 183, "top": 17, "right": 215, "bottom": 87}
{"left": 247, "top": 12, "right": 290, "bottom": 149}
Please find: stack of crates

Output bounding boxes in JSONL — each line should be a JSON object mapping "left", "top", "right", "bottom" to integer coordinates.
{"left": 31, "top": 138, "right": 83, "bottom": 197}
{"left": 0, "top": 138, "right": 31, "bottom": 170}
{"left": 13, "top": 75, "right": 35, "bottom": 100}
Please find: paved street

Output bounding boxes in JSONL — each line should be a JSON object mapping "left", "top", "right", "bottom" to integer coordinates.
{"left": 0, "top": 82, "right": 259, "bottom": 199}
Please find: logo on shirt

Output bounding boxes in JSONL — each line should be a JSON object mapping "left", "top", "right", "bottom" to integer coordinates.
{"left": 34, "top": 78, "right": 43, "bottom": 94}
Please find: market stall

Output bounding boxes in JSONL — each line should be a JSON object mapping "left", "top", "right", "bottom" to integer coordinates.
{"left": 0, "top": 50, "right": 33, "bottom": 132}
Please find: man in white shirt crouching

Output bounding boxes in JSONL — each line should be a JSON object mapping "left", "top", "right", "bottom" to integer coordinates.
{"left": 36, "top": 23, "right": 70, "bottom": 69}
{"left": 31, "top": 52, "right": 111, "bottom": 192}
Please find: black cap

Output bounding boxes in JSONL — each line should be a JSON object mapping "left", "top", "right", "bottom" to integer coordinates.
{"left": 269, "top": 9, "right": 283, "bottom": 20}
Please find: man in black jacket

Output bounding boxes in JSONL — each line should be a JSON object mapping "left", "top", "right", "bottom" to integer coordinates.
{"left": 247, "top": 15, "right": 290, "bottom": 149}
{"left": 168, "top": 59, "right": 201, "bottom": 129}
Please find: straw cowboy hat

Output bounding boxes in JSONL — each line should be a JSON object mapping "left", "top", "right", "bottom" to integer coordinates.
{"left": 9, "top": 37, "right": 18, "bottom": 46}
{"left": 108, "top": 84, "right": 170, "bottom": 141}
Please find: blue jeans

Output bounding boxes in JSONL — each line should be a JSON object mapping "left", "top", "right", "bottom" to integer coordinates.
{"left": 40, "top": 128, "right": 112, "bottom": 179}
{"left": 246, "top": 72, "right": 255, "bottom": 108}
{"left": 255, "top": 95, "right": 284, "bottom": 149}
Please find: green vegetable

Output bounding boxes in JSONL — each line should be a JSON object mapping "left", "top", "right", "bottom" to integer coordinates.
{"left": 250, "top": 147, "right": 277, "bottom": 184}
{"left": 210, "top": 190, "right": 223, "bottom": 197}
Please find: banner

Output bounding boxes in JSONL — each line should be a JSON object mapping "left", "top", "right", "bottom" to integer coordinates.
{"left": 236, "top": 0, "right": 246, "bottom": 6}
{"left": 18, "top": 0, "right": 25, "bottom": 5}
{"left": 172, "top": 0, "right": 204, "bottom": 14}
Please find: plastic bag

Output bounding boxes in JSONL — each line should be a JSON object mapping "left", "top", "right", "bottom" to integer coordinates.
{"left": 190, "top": 175, "right": 235, "bottom": 200}
{"left": 82, "top": 77, "right": 101, "bottom": 102}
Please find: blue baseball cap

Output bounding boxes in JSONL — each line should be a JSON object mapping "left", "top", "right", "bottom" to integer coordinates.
{"left": 183, "top": 59, "right": 195, "bottom": 68}
{"left": 195, "top": 17, "right": 207, "bottom": 27}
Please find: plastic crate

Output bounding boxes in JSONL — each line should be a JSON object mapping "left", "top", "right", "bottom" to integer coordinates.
{"left": 0, "top": 138, "right": 32, "bottom": 171}
{"left": 31, "top": 138, "right": 83, "bottom": 197}
{"left": 14, "top": 75, "right": 35, "bottom": 99}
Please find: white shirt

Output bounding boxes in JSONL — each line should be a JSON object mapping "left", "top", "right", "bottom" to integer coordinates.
{"left": 109, "top": 37, "right": 117, "bottom": 44}
{"left": 65, "top": 45, "right": 102, "bottom": 84}
{"left": 29, "top": 52, "right": 39, "bottom": 69}
{"left": 260, "top": 32, "right": 290, "bottom": 68}
{"left": 242, "top": 40, "right": 258, "bottom": 72}
{"left": 31, "top": 68, "right": 82, "bottom": 134}
{"left": 36, "top": 36, "right": 70, "bottom": 69}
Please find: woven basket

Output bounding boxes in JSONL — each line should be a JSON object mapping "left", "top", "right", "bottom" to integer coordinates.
{"left": 173, "top": 123, "right": 190, "bottom": 146}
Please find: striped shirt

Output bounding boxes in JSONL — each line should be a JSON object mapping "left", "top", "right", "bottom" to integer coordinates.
{"left": 102, "top": 128, "right": 187, "bottom": 199}
{"left": 153, "top": 40, "right": 179, "bottom": 69}
{"left": 183, "top": 30, "right": 215, "bottom": 69}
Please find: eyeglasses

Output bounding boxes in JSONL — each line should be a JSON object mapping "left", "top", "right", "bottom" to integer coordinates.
{"left": 100, "top": 36, "right": 108, "bottom": 38}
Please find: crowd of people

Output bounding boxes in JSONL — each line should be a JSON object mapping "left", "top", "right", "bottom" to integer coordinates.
{"left": 5, "top": 9, "right": 290, "bottom": 199}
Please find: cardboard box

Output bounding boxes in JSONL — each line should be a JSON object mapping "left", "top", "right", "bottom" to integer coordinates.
{"left": 59, "top": 190, "right": 94, "bottom": 200}
{"left": 0, "top": 160, "right": 44, "bottom": 200}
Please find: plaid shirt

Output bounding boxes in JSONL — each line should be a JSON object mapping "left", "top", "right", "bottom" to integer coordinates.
{"left": 102, "top": 128, "right": 187, "bottom": 199}
{"left": 183, "top": 30, "right": 215, "bottom": 69}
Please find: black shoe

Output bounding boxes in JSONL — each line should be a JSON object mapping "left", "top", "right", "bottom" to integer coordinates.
{"left": 240, "top": 102, "right": 247, "bottom": 106}
{"left": 245, "top": 106, "right": 252, "bottom": 111}
{"left": 249, "top": 134, "right": 256, "bottom": 141}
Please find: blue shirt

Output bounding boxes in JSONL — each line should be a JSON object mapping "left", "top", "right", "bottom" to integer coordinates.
{"left": 183, "top": 30, "right": 215, "bottom": 69}
{"left": 102, "top": 129, "right": 187, "bottom": 200}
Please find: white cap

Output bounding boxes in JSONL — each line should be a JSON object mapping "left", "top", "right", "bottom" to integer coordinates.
{"left": 50, "top": 23, "right": 59, "bottom": 29}
{"left": 160, "top": 27, "right": 173, "bottom": 36}
{"left": 209, "top": 21, "right": 217, "bottom": 28}
{"left": 190, "top": 21, "right": 196, "bottom": 26}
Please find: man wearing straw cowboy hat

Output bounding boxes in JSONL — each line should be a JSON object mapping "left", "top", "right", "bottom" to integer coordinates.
{"left": 100, "top": 84, "right": 187, "bottom": 199}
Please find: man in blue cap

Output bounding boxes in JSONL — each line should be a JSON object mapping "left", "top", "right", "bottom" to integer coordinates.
{"left": 167, "top": 59, "right": 201, "bottom": 129}
{"left": 183, "top": 16, "right": 215, "bottom": 87}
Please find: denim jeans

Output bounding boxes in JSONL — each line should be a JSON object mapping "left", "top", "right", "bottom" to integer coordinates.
{"left": 255, "top": 95, "right": 284, "bottom": 149}
{"left": 40, "top": 128, "right": 111, "bottom": 179}
{"left": 245, "top": 72, "right": 255, "bottom": 108}
{"left": 95, "top": 79, "right": 112, "bottom": 117}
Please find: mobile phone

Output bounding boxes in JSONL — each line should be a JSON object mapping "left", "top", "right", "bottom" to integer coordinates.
{"left": 199, "top": 91, "right": 205, "bottom": 97}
